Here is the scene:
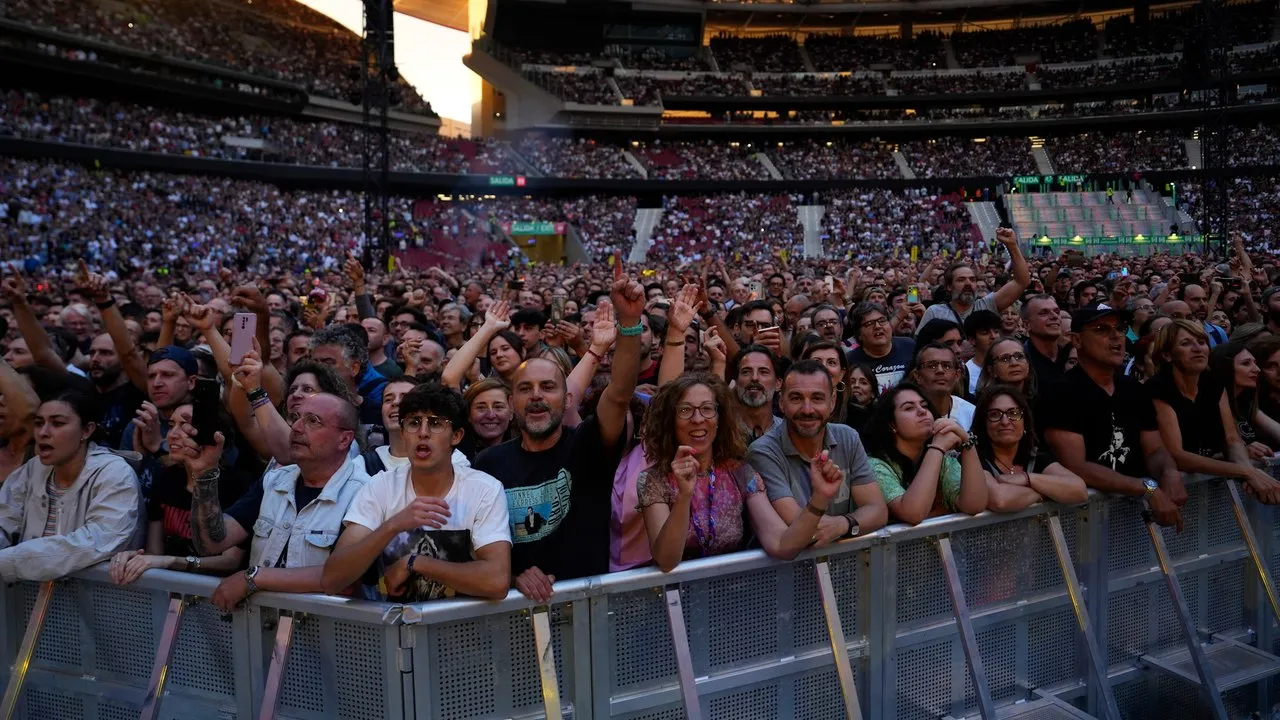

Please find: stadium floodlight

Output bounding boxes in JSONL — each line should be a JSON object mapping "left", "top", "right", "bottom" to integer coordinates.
{"left": 1069, "top": 235, "right": 1084, "bottom": 244}
{"left": 1134, "top": 234, "right": 1146, "bottom": 243}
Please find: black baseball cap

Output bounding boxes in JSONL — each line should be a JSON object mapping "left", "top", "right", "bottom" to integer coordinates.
{"left": 1070, "top": 303, "right": 1132, "bottom": 333}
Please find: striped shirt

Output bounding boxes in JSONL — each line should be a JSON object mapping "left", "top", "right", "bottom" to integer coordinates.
{"left": 44, "top": 474, "right": 67, "bottom": 537}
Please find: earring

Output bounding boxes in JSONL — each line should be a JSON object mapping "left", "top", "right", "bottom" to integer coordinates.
{"left": 835, "top": 381, "right": 846, "bottom": 394}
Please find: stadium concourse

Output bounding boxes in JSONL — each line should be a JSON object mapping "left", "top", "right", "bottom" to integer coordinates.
{"left": 5, "top": 0, "right": 1280, "bottom": 718}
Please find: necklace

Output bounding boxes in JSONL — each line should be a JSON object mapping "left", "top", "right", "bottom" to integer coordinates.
{"left": 690, "top": 467, "right": 718, "bottom": 553}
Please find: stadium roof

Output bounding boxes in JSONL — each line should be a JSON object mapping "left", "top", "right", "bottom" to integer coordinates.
{"left": 395, "top": 0, "right": 468, "bottom": 32}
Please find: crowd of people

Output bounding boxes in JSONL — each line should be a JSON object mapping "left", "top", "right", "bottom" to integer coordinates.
{"left": 950, "top": 20, "right": 1101, "bottom": 67}
{"left": 821, "top": 188, "right": 978, "bottom": 261}
{"left": 889, "top": 72, "right": 1029, "bottom": 95}
{"left": 710, "top": 35, "right": 807, "bottom": 73}
{"left": 632, "top": 140, "right": 773, "bottom": 181}
{"left": 771, "top": 140, "right": 900, "bottom": 181}
{"left": 0, "top": 90, "right": 519, "bottom": 175}
{"left": 1, "top": 0, "right": 432, "bottom": 114}
{"left": 515, "top": 137, "right": 641, "bottom": 180}
{"left": 1035, "top": 57, "right": 1183, "bottom": 88}
{"left": 803, "top": 33, "right": 948, "bottom": 72}
{"left": 1049, "top": 130, "right": 1188, "bottom": 173}
{"left": 9, "top": 204, "right": 1280, "bottom": 608}
{"left": 646, "top": 193, "right": 805, "bottom": 262}
{"left": 901, "top": 136, "right": 1036, "bottom": 179}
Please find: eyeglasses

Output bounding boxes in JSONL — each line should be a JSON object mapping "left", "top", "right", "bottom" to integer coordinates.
{"left": 994, "top": 352, "right": 1027, "bottom": 365}
{"left": 294, "top": 413, "right": 353, "bottom": 433}
{"left": 1084, "top": 323, "right": 1130, "bottom": 337}
{"left": 860, "top": 317, "right": 890, "bottom": 330}
{"left": 740, "top": 320, "right": 763, "bottom": 330}
{"left": 676, "top": 403, "right": 719, "bottom": 420}
{"left": 402, "top": 416, "right": 453, "bottom": 435}
{"left": 920, "top": 360, "right": 957, "bottom": 373}
{"left": 815, "top": 319, "right": 841, "bottom": 329}
{"left": 985, "top": 408, "right": 1025, "bottom": 423}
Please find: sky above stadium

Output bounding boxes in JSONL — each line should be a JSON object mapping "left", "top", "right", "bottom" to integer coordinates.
{"left": 298, "top": 0, "right": 474, "bottom": 127}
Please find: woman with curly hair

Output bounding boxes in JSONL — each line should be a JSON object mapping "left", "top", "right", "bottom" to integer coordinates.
{"left": 637, "top": 373, "right": 841, "bottom": 570}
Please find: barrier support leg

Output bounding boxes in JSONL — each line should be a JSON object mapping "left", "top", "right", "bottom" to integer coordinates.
{"left": 664, "top": 585, "right": 703, "bottom": 720}
{"left": 0, "top": 581, "right": 54, "bottom": 720}
{"left": 139, "top": 593, "right": 187, "bottom": 720}
{"left": 1143, "top": 513, "right": 1230, "bottom": 720}
{"left": 1046, "top": 513, "right": 1121, "bottom": 720}
{"left": 531, "top": 606, "right": 562, "bottom": 720}
{"left": 815, "top": 557, "right": 863, "bottom": 720}
{"left": 257, "top": 611, "right": 298, "bottom": 720}
{"left": 1226, "top": 480, "right": 1280, "bottom": 625}
{"left": 937, "top": 535, "right": 996, "bottom": 719}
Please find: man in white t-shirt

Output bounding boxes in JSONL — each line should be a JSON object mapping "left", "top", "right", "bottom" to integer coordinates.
{"left": 962, "top": 310, "right": 1003, "bottom": 398}
{"left": 322, "top": 385, "right": 511, "bottom": 601}
{"left": 361, "top": 377, "right": 468, "bottom": 476}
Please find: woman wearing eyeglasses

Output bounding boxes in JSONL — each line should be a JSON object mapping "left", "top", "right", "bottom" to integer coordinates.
{"left": 973, "top": 386, "right": 1087, "bottom": 512}
{"left": 976, "top": 337, "right": 1038, "bottom": 401}
{"left": 637, "top": 374, "right": 842, "bottom": 570}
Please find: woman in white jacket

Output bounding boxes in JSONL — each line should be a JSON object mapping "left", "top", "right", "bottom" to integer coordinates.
{"left": 0, "top": 390, "right": 142, "bottom": 581}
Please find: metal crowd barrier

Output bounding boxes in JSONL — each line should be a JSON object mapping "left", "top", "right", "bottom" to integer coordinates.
{"left": 4, "top": 472, "right": 1280, "bottom": 720}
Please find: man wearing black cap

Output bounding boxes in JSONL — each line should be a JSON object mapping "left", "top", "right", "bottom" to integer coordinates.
{"left": 962, "top": 310, "right": 1003, "bottom": 397}
{"left": 121, "top": 346, "right": 198, "bottom": 455}
{"left": 1039, "top": 304, "right": 1186, "bottom": 530}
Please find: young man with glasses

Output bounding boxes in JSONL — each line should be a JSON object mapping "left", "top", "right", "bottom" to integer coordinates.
{"left": 180, "top": 392, "right": 371, "bottom": 611}
{"left": 1040, "top": 305, "right": 1186, "bottom": 530}
{"left": 322, "top": 385, "right": 511, "bottom": 601}
{"left": 847, "top": 302, "right": 915, "bottom": 391}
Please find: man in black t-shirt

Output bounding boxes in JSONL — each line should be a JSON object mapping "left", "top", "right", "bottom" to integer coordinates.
{"left": 473, "top": 270, "right": 646, "bottom": 603}
{"left": 846, "top": 303, "right": 915, "bottom": 391}
{"left": 1040, "top": 305, "right": 1185, "bottom": 529}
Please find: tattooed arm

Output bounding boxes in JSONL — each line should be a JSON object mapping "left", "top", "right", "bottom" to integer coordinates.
{"left": 171, "top": 422, "right": 251, "bottom": 556}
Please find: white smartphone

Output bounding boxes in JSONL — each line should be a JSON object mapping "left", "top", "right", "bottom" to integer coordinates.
{"left": 229, "top": 312, "right": 257, "bottom": 365}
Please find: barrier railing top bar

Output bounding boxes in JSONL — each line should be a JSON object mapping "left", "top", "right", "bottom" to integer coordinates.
{"left": 64, "top": 471, "right": 1240, "bottom": 628}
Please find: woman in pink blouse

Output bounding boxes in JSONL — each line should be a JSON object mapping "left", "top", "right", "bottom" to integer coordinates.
{"left": 637, "top": 373, "right": 840, "bottom": 571}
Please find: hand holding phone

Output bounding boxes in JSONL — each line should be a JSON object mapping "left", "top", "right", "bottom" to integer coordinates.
{"left": 191, "top": 378, "right": 220, "bottom": 447}
{"left": 229, "top": 312, "right": 257, "bottom": 365}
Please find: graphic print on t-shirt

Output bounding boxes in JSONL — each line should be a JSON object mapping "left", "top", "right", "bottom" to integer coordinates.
{"left": 1098, "top": 414, "right": 1131, "bottom": 470}
{"left": 381, "top": 528, "right": 472, "bottom": 601}
{"left": 505, "top": 469, "right": 572, "bottom": 543}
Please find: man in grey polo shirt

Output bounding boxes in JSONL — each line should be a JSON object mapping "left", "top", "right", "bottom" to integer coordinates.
{"left": 747, "top": 359, "right": 889, "bottom": 547}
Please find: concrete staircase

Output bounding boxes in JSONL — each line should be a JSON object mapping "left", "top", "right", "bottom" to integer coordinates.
{"left": 704, "top": 47, "right": 721, "bottom": 73}
{"left": 757, "top": 153, "right": 784, "bottom": 180}
{"left": 967, "top": 201, "right": 1003, "bottom": 243}
{"left": 622, "top": 149, "right": 649, "bottom": 179}
{"left": 1184, "top": 138, "right": 1203, "bottom": 169}
{"left": 798, "top": 205, "right": 826, "bottom": 258}
{"left": 944, "top": 38, "right": 961, "bottom": 69}
{"left": 892, "top": 150, "right": 916, "bottom": 179}
{"left": 1030, "top": 136, "right": 1054, "bottom": 175}
{"left": 1007, "top": 190, "right": 1179, "bottom": 242}
{"left": 628, "top": 208, "right": 664, "bottom": 263}
{"left": 605, "top": 77, "right": 625, "bottom": 103}
{"left": 798, "top": 44, "right": 818, "bottom": 73}
{"left": 505, "top": 144, "right": 543, "bottom": 177}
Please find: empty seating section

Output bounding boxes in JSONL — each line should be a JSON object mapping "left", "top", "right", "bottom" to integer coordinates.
{"left": 1008, "top": 190, "right": 1179, "bottom": 242}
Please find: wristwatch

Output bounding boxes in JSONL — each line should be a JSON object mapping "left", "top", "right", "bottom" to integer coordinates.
{"left": 843, "top": 514, "right": 860, "bottom": 539}
{"left": 244, "top": 565, "right": 261, "bottom": 596}
{"left": 1142, "top": 478, "right": 1159, "bottom": 497}
{"left": 185, "top": 555, "right": 201, "bottom": 572}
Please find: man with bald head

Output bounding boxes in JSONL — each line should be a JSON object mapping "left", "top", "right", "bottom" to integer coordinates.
{"left": 474, "top": 272, "right": 647, "bottom": 603}
{"left": 182, "top": 393, "right": 370, "bottom": 610}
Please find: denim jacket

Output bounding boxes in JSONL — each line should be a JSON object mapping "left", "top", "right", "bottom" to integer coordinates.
{"left": 0, "top": 444, "right": 143, "bottom": 581}
{"left": 248, "top": 456, "right": 369, "bottom": 569}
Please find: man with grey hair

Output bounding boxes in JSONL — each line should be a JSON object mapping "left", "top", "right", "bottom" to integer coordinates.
{"left": 311, "top": 325, "right": 388, "bottom": 426}
{"left": 437, "top": 303, "right": 471, "bottom": 350}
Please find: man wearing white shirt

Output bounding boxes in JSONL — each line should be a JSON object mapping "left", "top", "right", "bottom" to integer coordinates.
{"left": 962, "top": 310, "right": 1003, "bottom": 398}
{"left": 323, "top": 384, "right": 510, "bottom": 601}
{"left": 910, "top": 343, "right": 976, "bottom": 431}
{"left": 361, "top": 377, "right": 470, "bottom": 475}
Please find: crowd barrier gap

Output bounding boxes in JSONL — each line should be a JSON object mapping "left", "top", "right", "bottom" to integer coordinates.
{"left": 4, "top": 470, "right": 1280, "bottom": 720}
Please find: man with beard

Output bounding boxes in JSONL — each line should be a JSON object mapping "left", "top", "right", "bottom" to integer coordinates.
{"left": 323, "top": 385, "right": 511, "bottom": 602}
{"left": 472, "top": 268, "right": 645, "bottom": 603}
{"left": 747, "top": 360, "right": 888, "bottom": 547}
{"left": 86, "top": 333, "right": 146, "bottom": 449}
{"left": 918, "top": 227, "right": 1029, "bottom": 333}
{"left": 1179, "top": 282, "right": 1227, "bottom": 347}
{"left": 730, "top": 345, "right": 783, "bottom": 441}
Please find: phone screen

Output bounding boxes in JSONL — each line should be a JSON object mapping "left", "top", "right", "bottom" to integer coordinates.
{"left": 907, "top": 288, "right": 919, "bottom": 304}
{"left": 191, "top": 378, "right": 220, "bottom": 446}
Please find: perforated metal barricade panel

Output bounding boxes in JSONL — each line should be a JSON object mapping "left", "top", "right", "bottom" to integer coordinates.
{"left": 272, "top": 612, "right": 397, "bottom": 720}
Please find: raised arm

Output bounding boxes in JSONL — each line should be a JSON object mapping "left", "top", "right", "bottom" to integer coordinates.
{"left": 597, "top": 271, "right": 646, "bottom": 448}
{"left": 81, "top": 263, "right": 148, "bottom": 391}
{"left": 441, "top": 301, "right": 510, "bottom": 390}
{"left": 1233, "top": 233, "right": 1263, "bottom": 324}
{"left": 2, "top": 272, "right": 67, "bottom": 373}
{"left": 567, "top": 303, "right": 615, "bottom": 410}
{"left": 991, "top": 227, "right": 1031, "bottom": 312}
{"left": 658, "top": 285, "right": 700, "bottom": 387}
{"left": 344, "top": 255, "right": 377, "bottom": 320}
{"left": 230, "top": 350, "right": 293, "bottom": 465}
{"left": 171, "top": 429, "right": 250, "bottom": 556}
